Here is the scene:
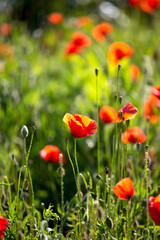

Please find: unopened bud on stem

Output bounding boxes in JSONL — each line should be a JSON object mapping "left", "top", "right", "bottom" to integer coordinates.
{"left": 21, "top": 125, "right": 29, "bottom": 138}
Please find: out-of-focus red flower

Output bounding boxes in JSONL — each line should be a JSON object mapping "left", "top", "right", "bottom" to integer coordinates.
{"left": 148, "top": 195, "right": 160, "bottom": 225}
{"left": 0, "top": 217, "right": 8, "bottom": 239}
{"left": 117, "top": 103, "right": 138, "bottom": 123}
{"left": 92, "top": 23, "right": 113, "bottom": 42}
{"left": 64, "top": 42, "right": 81, "bottom": 56}
{"left": 151, "top": 85, "right": 160, "bottom": 99}
{"left": 71, "top": 32, "right": 91, "bottom": 48}
{"left": 64, "top": 32, "right": 91, "bottom": 56}
{"left": 113, "top": 177, "right": 134, "bottom": 200}
{"left": 121, "top": 126, "right": 146, "bottom": 144}
{"left": 130, "top": 64, "right": 140, "bottom": 82}
{"left": 48, "top": 12, "right": 64, "bottom": 25}
{"left": 63, "top": 113, "right": 97, "bottom": 138}
{"left": 75, "top": 16, "right": 92, "bottom": 27}
{"left": 108, "top": 42, "right": 134, "bottom": 66}
{"left": 143, "top": 95, "right": 160, "bottom": 124}
{"left": 0, "top": 43, "right": 13, "bottom": 59}
{"left": 39, "top": 145, "right": 65, "bottom": 164}
{"left": 128, "top": 0, "right": 160, "bottom": 12}
{"left": 140, "top": 0, "right": 160, "bottom": 13}
{"left": 0, "top": 23, "right": 12, "bottom": 36}
{"left": 128, "top": 0, "right": 141, "bottom": 6}
{"left": 99, "top": 105, "right": 116, "bottom": 123}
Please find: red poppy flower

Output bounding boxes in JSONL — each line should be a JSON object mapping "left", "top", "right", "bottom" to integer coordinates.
{"left": 0, "top": 217, "right": 8, "bottom": 239}
{"left": 108, "top": 42, "right": 134, "bottom": 66}
{"left": 0, "top": 23, "right": 12, "bottom": 36}
{"left": 117, "top": 103, "right": 138, "bottom": 123}
{"left": 121, "top": 126, "right": 146, "bottom": 144}
{"left": 151, "top": 85, "right": 160, "bottom": 99}
{"left": 143, "top": 95, "right": 160, "bottom": 124}
{"left": 39, "top": 145, "right": 65, "bottom": 164}
{"left": 64, "top": 42, "right": 81, "bottom": 56}
{"left": 48, "top": 12, "right": 64, "bottom": 25}
{"left": 63, "top": 113, "right": 97, "bottom": 138}
{"left": 71, "top": 32, "right": 91, "bottom": 48}
{"left": 148, "top": 195, "right": 160, "bottom": 225}
{"left": 128, "top": 0, "right": 141, "bottom": 6}
{"left": 75, "top": 16, "right": 92, "bottom": 27}
{"left": 140, "top": 0, "right": 160, "bottom": 13}
{"left": 92, "top": 23, "right": 113, "bottom": 42}
{"left": 130, "top": 64, "right": 140, "bottom": 82}
{"left": 99, "top": 105, "right": 116, "bottom": 123}
{"left": 113, "top": 177, "right": 134, "bottom": 200}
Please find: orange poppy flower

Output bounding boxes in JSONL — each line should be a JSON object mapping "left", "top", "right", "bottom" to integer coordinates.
{"left": 75, "top": 16, "right": 92, "bottom": 27}
{"left": 143, "top": 95, "right": 160, "bottom": 124}
{"left": 113, "top": 177, "right": 135, "bottom": 200}
{"left": 151, "top": 85, "right": 160, "bottom": 99}
{"left": 39, "top": 145, "right": 65, "bottom": 164}
{"left": 121, "top": 126, "right": 146, "bottom": 144}
{"left": 63, "top": 113, "right": 97, "bottom": 138}
{"left": 71, "top": 32, "right": 91, "bottom": 48}
{"left": 48, "top": 12, "right": 64, "bottom": 25}
{"left": 148, "top": 195, "right": 160, "bottom": 225}
{"left": 0, "top": 216, "right": 8, "bottom": 239}
{"left": 108, "top": 42, "right": 134, "bottom": 66}
{"left": 0, "top": 23, "right": 12, "bottom": 36}
{"left": 64, "top": 42, "right": 81, "bottom": 56}
{"left": 130, "top": 64, "right": 140, "bottom": 82}
{"left": 140, "top": 0, "right": 160, "bottom": 13}
{"left": 99, "top": 105, "right": 116, "bottom": 123}
{"left": 117, "top": 103, "right": 138, "bottom": 123}
{"left": 92, "top": 23, "right": 113, "bottom": 42}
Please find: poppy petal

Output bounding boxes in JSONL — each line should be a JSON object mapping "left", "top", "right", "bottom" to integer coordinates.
{"left": 117, "top": 103, "right": 138, "bottom": 122}
{"left": 113, "top": 177, "right": 134, "bottom": 200}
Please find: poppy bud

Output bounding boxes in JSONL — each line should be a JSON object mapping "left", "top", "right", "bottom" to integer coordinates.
{"left": 96, "top": 174, "right": 103, "bottom": 181}
{"left": 106, "top": 217, "right": 113, "bottom": 229}
{"left": 118, "top": 64, "right": 121, "bottom": 71}
{"left": 104, "top": 167, "right": 110, "bottom": 175}
{"left": 137, "top": 142, "right": 140, "bottom": 151}
{"left": 31, "top": 126, "right": 36, "bottom": 132}
{"left": 95, "top": 68, "right": 99, "bottom": 76}
{"left": 119, "top": 110, "right": 123, "bottom": 120}
{"left": 119, "top": 96, "right": 122, "bottom": 104}
{"left": 21, "top": 125, "right": 29, "bottom": 138}
{"left": 145, "top": 145, "right": 149, "bottom": 151}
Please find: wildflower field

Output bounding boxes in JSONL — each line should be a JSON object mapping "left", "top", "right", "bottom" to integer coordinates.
{"left": 1, "top": 0, "right": 160, "bottom": 239}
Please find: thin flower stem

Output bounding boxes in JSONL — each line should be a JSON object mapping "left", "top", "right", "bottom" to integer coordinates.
{"left": 66, "top": 140, "right": 77, "bottom": 189}
{"left": 74, "top": 138, "right": 81, "bottom": 199}
{"left": 95, "top": 68, "right": 100, "bottom": 174}
{"left": 59, "top": 154, "right": 64, "bottom": 233}
{"left": 145, "top": 145, "right": 149, "bottom": 232}
{"left": 3, "top": 176, "right": 12, "bottom": 206}
{"left": 74, "top": 138, "right": 82, "bottom": 237}
{"left": 16, "top": 165, "right": 26, "bottom": 215}
{"left": 28, "top": 168, "right": 35, "bottom": 237}
{"left": 126, "top": 199, "right": 131, "bottom": 239}
{"left": 21, "top": 129, "right": 35, "bottom": 199}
